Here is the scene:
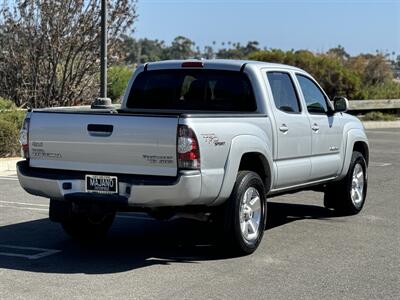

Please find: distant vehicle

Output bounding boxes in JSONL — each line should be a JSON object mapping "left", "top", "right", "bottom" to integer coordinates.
{"left": 17, "top": 60, "right": 369, "bottom": 255}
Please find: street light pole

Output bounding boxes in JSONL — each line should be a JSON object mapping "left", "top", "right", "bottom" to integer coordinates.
{"left": 100, "top": 0, "right": 107, "bottom": 98}
{"left": 91, "top": 0, "right": 113, "bottom": 109}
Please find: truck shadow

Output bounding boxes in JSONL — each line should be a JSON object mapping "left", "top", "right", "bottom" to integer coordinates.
{"left": 0, "top": 201, "right": 339, "bottom": 274}
{"left": 266, "top": 201, "right": 338, "bottom": 229}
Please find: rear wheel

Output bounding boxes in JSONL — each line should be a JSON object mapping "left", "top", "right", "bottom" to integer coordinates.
{"left": 324, "top": 151, "right": 368, "bottom": 215}
{"left": 218, "top": 171, "right": 267, "bottom": 255}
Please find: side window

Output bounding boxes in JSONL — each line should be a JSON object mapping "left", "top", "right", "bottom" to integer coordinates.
{"left": 267, "top": 72, "right": 301, "bottom": 113}
{"left": 267, "top": 72, "right": 301, "bottom": 114}
{"left": 296, "top": 74, "right": 328, "bottom": 114}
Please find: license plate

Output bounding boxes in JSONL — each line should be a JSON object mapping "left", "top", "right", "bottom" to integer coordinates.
{"left": 85, "top": 175, "right": 118, "bottom": 194}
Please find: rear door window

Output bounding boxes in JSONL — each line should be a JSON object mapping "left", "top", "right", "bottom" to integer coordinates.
{"left": 127, "top": 69, "right": 257, "bottom": 111}
{"left": 267, "top": 72, "right": 301, "bottom": 113}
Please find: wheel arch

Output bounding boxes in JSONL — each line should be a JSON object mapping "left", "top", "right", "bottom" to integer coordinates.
{"left": 238, "top": 152, "right": 272, "bottom": 194}
{"left": 338, "top": 129, "right": 369, "bottom": 179}
{"left": 211, "top": 135, "right": 273, "bottom": 206}
{"left": 353, "top": 141, "right": 369, "bottom": 166}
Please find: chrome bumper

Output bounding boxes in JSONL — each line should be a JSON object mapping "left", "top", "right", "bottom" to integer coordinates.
{"left": 17, "top": 161, "right": 203, "bottom": 207}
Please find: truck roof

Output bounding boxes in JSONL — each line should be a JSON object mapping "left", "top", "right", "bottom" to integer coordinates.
{"left": 144, "top": 59, "right": 305, "bottom": 73}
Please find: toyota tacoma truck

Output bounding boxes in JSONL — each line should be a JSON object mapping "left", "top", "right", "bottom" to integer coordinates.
{"left": 17, "top": 60, "right": 369, "bottom": 255}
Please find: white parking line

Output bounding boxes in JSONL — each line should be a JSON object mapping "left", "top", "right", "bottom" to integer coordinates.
{"left": 0, "top": 200, "right": 48, "bottom": 207}
{"left": 0, "top": 244, "right": 61, "bottom": 260}
{"left": 379, "top": 163, "right": 392, "bottom": 167}
{"left": 370, "top": 162, "right": 393, "bottom": 167}
{"left": 0, "top": 204, "right": 48, "bottom": 212}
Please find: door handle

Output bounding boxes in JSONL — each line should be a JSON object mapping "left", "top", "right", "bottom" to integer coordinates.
{"left": 311, "top": 123, "right": 319, "bottom": 132}
{"left": 87, "top": 124, "right": 113, "bottom": 137}
{"left": 279, "top": 124, "right": 289, "bottom": 133}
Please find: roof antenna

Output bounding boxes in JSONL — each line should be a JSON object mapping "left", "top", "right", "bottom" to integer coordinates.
{"left": 91, "top": 0, "right": 113, "bottom": 109}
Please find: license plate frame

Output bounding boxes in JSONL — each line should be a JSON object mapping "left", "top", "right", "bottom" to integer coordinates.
{"left": 85, "top": 175, "right": 118, "bottom": 194}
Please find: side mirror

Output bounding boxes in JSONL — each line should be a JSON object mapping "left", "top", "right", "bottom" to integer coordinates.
{"left": 333, "top": 96, "right": 349, "bottom": 113}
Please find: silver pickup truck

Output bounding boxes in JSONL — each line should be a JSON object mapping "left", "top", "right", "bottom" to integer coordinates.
{"left": 17, "top": 60, "right": 369, "bottom": 254}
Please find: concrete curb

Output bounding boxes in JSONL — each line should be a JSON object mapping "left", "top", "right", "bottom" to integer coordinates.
{"left": 362, "top": 120, "right": 400, "bottom": 129}
{"left": 0, "top": 158, "right": 21, "bottom": 173}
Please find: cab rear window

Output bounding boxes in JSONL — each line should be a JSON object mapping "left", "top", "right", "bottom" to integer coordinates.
{"left": 126, "top": 69, "right": 257, "bottom": 111}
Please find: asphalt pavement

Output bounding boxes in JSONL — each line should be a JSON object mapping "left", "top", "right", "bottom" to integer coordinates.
{"left": 0, "top": 129, "right": 399, "bottom": 299}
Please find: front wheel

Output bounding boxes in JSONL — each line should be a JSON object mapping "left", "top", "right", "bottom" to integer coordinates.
{"left": 324, "top": 151, "right": 368, "bottom": 215}
{"left": 218, "top": 171, "right": 267, "bottom": 255}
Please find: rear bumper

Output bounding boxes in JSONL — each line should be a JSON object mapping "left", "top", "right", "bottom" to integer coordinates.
{"left": 17, "top": 161, "right": 202, "bottom": 207}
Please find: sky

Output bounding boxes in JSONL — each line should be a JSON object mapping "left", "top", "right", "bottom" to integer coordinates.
{"left": 134, "top": 0, "right": 400, "bottom": 56}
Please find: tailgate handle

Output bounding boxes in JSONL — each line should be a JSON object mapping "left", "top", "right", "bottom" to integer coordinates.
{"left": 87, "top": 124, "right": 113, "bottom": 137}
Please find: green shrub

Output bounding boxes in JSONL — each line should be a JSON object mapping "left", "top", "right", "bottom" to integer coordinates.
{"left": 0, "top": 97, "right": 16, "bottom": 110}
{"left": 0, "top": 110, "right": 25, "bottom": 128}
{"left": 0, "top": 101, "right": 25, "bottom": 157}
{"left": 361, "top": 81, "right": 400, "bottom": 100}
{"left": 363, "top": 111, "right": 397, "bottom": 121}
{"left": 0, "top": 119, "right": 20, "bottom": 157}
{"left": 108, "top": 66, "right": 133, "bottom": 102}
{"left": 249, "top": 49, "right": 363, "bottom": 99}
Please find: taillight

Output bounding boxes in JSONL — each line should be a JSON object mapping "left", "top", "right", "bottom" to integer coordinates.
{"left": 177, "top": 125, "right": 200, "bottom": 170}
{"left": 19, "top": 118, "right": 30, "bottom": 159}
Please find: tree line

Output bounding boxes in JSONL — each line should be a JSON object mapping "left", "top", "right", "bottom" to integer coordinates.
{"left": 1, "top": 1, "right": 399, "bottom": 109}
{"left": 121, "top": 36, "right": 400, "bottom": 101}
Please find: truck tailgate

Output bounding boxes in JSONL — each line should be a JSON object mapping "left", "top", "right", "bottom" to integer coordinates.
{"left": 28, "top": 112, "right": 178, "bottom": 176}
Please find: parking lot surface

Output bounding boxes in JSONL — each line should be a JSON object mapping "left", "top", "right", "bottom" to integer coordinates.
{"left": 0, "top": 129, "right": 399, "bottom": 299}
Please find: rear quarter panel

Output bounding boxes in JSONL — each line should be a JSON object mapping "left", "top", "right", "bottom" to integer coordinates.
{"left": 180, "top": 116, "right": 273, "bottom": 205}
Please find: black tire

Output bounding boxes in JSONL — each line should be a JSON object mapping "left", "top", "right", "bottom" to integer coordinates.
{"left": 61, "top": 209, "right": 115, "bottom": 241}
{"left": 218, "top": 171, "right": 267, "bottom": 255}
{"left": 324, "top": 151, "right": 368, "bottom": 215}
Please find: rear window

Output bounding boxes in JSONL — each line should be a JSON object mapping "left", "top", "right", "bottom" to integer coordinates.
{"left": 126, "top": 69, "right": 257, "bottom": 112}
